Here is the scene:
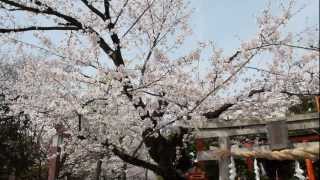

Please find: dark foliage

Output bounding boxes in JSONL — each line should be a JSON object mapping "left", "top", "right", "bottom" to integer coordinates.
{"left": 0, "top": 94, "right": 45, "bottom": 179}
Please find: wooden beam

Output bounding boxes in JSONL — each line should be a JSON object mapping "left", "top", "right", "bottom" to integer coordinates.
{"left": 196, "top": 113, "right": 319, "bottom": 138}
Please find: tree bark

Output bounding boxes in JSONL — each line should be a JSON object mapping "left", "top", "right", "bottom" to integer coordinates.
{"left": 95, "top": 159, "right": 102, "bottom": 180}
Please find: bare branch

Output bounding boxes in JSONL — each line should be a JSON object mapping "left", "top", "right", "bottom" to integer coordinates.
{"left": 141, "top": 90, "right": 188, "bottom": 109}
{"left": 121, "top": 0, "right": 155, "bottom": 38}
{"left": 6, "top": 37, "right": 67, "bottom": 59}
{"left": 246, "top": 42, "right": 320, "bottom": 52}
{"left": 245, "top": 66, "right": 284, "bottom": 76}
{"left": 114, "top": 0, "right": 129, "bottom": 25}
{"left": 190, "top": 51, "right": 259, "bottom": 113}
{"left": 141, "top": 33, "right": 161, "bottom": 77}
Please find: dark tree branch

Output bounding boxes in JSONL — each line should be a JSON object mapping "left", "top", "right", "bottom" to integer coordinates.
{"left": 226, "top": 50, "right": 241, "bottom": 63}
{"left": 141, "top": 90, "right": 187, "bottom": 109}
{"left": 141, "top": 32, "right": 161, "bottom": 77}
{"left": 191, "top": 51, "right": 259, "bottom": 113}
{"left": 246, "top": 42, "right": 320, "bottom": 52}
{"left": 0, "top": 0, "right": 125, "bottom": 67}
{"left": 280, "top": 90, "right": 319, "bottom": 97}
{"left": 202, "top": 88, "right": 319, "bottom": 119}
{"left": 81, "top": 0, "right": 106, "bottom": 21}
{"left": 114, "top": 0, "right": 129, "bottom": 25}
{"left": 93, "top": 0, "right": 124, "bottom": 67}
{"left": 0, "top": 26, "right": 80, "bottom": 33}
{"left": 203, "top": 88, "right": 269, "bottom": 119}
{"left": 0, "top": 0, "right": 83, "bottom": 27}
{"left": 101, "top": 141, "right": 163, "bottom": 176}
{"left": 202, "top": 103, "right": 234, "bottom": 119}
{"left": 112, "top": 148, "right": 162, "bottom": 175}
{"left": 245, "top": 66, "right": 284, "bottom": 76}
{"left": 276, "top": 43, "right": 319, "bottom": 52}
{"left": 248, "top": 88, "right": 266, "bottom": 97}
{"left": 82, "top": 98, "right": 109, "bottom": 108}
{"left": 104, "top": 0, "right": 111, "bottom": 19}
{"left": 96, "top": 33, "right": 124, "bottom": 66}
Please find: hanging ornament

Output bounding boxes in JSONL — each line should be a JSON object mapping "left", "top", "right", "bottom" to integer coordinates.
{"left": 259, "top": 162, "right": 266, "bottom": 176}
{"left": 254, "top": 158, "right": 260, "bottom": 180}
{"left": 228, "top": 156, "right": 236, "bottom": 180}
{"left": 294, "top": 160, "right": 306, "bottom": 180}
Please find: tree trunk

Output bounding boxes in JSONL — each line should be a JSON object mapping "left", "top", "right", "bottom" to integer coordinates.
{"left": 121, "top": 163, "right": 127, "bottom": 180}
{"left": 95, "top": 160, "right": 102, "bottom": 180}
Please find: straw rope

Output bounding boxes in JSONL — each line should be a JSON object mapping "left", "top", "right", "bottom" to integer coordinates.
{"left": 230, "top": 143, "right": 319, "bottom": 160}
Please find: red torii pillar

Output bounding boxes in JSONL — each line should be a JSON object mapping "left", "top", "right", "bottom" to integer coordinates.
{"left": 195, "top": 138, "right": 206, "bottom": 170}
{"left": 47, "top": 146, "right": 60, "bottom": 180}
{"left": 189, "top": 138, "right": 207, "bottom": 180}
{"left": 304, "top": 96, "right": 320, "bottom": 180}
{"left": 47, "top": 124, "right": 67, "bottom": 180}
{"left": 243, "top": 141, "right": 254, "bottom": 172}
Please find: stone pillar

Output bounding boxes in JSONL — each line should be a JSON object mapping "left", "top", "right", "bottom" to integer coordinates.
{"left": 218, "top": 136, "right": 230, "bottom": 180}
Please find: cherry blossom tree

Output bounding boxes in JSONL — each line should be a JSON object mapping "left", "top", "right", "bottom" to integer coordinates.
{"left": 0, "top": 0, "right": 319, "bottom": 179}
{"left": 0, "top": 60, "right": 47, "bottom": 179}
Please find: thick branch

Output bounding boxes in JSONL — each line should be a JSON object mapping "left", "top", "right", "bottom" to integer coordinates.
{"left": 0, "top": 26, "right": 80, "bottom": 33}
{"left": 103, "top": 0, "right": 110, "bottom": 19}
{"left": 203, "top": 88, "right": 268, "bottom": 119}
{"left": 0, "top": 0, "right": 125, "bottom": 67}
{"left": 280, "top": 90, "right": 319, "bottom": 97}
{"left": 109, "top": 145, "right": 163, "bottom": 176}
{"left": 248, "top": 88, "right": 266, "bottom": 97}
{"left": 97, "top": 34, "right": 124, "bottom": 66}
{"left": 81, "top": 0, "right": 106, "bottom": 21}
{"left": 202, "top": 103, "right": 234, "bottom": 119}
{"left": 94, "top": 0, "right": 124, "bottom": 67}
{"left": 0, "top": 0, "right": 82, "bottom": 27}
{"left": 202, "top": 88, "right": 320, "bottom": 119}
{"left": 190, "top": 51, "right": 259, "bottom": 113}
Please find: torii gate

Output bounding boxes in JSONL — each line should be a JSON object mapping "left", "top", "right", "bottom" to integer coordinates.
{"left": 194, "top": 97, "right": 320, "bottom": 180}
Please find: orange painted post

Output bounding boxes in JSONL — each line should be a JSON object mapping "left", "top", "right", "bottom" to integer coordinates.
{"left": 304, "top": 96, "right": 320, "bottom": 180}
{"left": 188, "top": 172, "right": 207, "bottom": 180}
{"left": 189, "top": 139, "right": 207, "bottom": 180}
{"left": 47, "top": 124, "right": 66, "bottom": 180}
{"left": 243, "top": 142, "right": 253, "bottom": 172}
{"left": 195, "top": 138, "right": 205, "bottom": 152}
{"left": 195, "top": 138, "right": 205, "bottom": 171}
{"left": 303, "top": 140, "right": 316, "bottom": 180}
{"left": 305, "top": 159, "right": 316, "bottom": 180}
